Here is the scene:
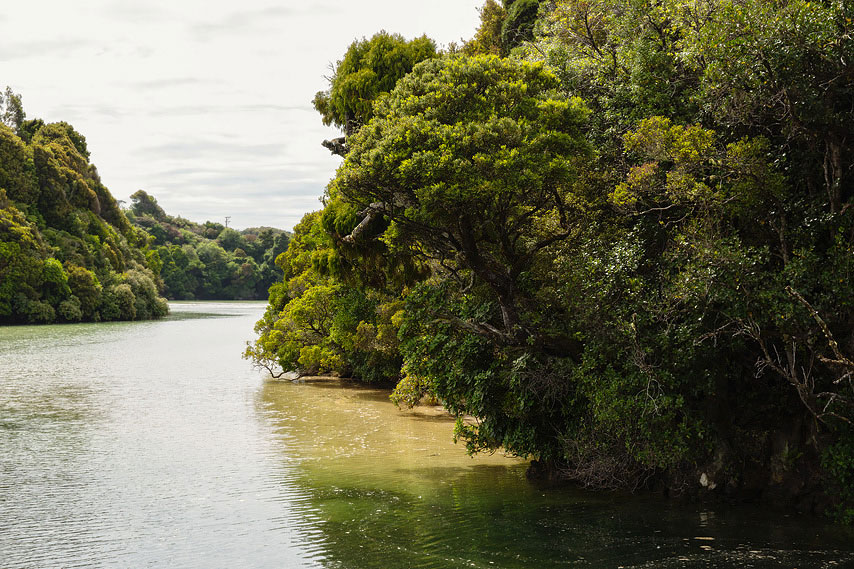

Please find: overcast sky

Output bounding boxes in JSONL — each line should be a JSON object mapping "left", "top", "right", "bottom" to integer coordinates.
{"left": 0, "top": 1, "right": 483, "bottom": 230}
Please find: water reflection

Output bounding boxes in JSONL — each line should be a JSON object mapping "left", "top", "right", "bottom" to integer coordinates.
{"left": 259, "top": 378, "right": 854, "bottom": 569}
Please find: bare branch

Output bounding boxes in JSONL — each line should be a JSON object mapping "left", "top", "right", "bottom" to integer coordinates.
{"left": 786, "top": 285, "right": 854, "bottom": 369}
{"left": 342, "top": 202, "right": 385, "bottom": 244}
{"left": 321, "top": 136, "right": 349, "bottom": 157}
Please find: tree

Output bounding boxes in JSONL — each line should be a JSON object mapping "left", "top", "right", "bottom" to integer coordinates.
{"left": 0, "top": 113, "right": 168, "bottom": 324}
{"left": 32, "top": 121, "right": 89, "bottom": 160}
{"left": 245, "top": 211, "right": 402, "bottom": 381}
{"left": 524, "top": 0, "right": 707, "bottom": 150}
{"left": 129, "top": 189, "right": 167, "bottom": 220}
{"left": 196, "top": 241, "right": 230, "bottom": 297}
{"left": 243, "top": 4, "right": 854, "bottom": 512}
{"left": 66, "top": 264, "right": 102, "bottom": 320}
{"left": 0, "top": 124, "right": 38, "bottom": 205}
{"left": 463, "top": 1, "right": 507, "bottom": 56}
{"left": 330, "top": 54, "right": 592, "bottom": 348}
{"left": 0, "top": 87, "right": 25, "bottom": 134}
{"left": 246, "top": 212, "right": 343, "bottom": 376}
{"left": 501, "top": 0, "right": 541, "bottom": 53}
{"left": 689, "top": 0, "right": 854, "bottom": 213}
{"left": 521, "top": 0, "right": 854, "bottom": 500}
{"left": 0, "top": 190, "right": 47, "bottom": 320}
{"left": 313, "top": 31, "right": 437, "bottom": 139}
{"left": 217, "top": 227, "right": 244, "bottom": 252}
{"left": 315, "top": 54, "right": 603, "bottom": 461}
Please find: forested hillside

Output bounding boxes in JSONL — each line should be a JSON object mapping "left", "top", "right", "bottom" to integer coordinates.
{"left": 0, "top": 90, "right": 167, "bottom": 324}
{"left": 126, "top": 190, "right": 289, "bottom": 300}
{"left": 246, "top": 0, "right": 854, "bottom": 520}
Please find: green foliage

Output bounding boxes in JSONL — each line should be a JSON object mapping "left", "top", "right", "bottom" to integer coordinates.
{"left": 0, "top": 124, "right": 38, "bottom": 204}
{"left": 390, "top": 367, "right": 437, "bottom": 408}
{"left": 129, "top": 189, "right": 166, "bottom": 220}
{"left": 689, "top": 0, "right": 854, "bottom": 213}
{"left": 463, "top": 1, "right": 508, "bottom": 56}
{"left": 245, "top": 211, "right": 402, "bottom": 382}
{"left": 18, "top": 118, "right": 44, "bottom": 144}
{"left": 125, "top": 192, "right": 290, "bottom": 300}
{"left": 0, "top": 87, "right": 25, "bottom": 134}
{"left": 313, "top": 31, "right": 437, "bottom": 135}
{"left": 24, "top": 299, "right": 56, "bottom": 323}
{"left": 32, "top": 121, "right": 90, "bottom": 160}
{"left": 0, "top": 111, "right": 168, "bottom": 324}
{"left": 522, "top": 0, "right": 705, "bottom": 150}
{"left": 41, "top": 258, "right": 70, "bottom": 304}
{"left": 250, "top": 4, "right": 854, "bottom": 516}
{"left": 822, "top": 431, "right": 854, "bottom": 524}
{"left": 398, "top": 281, "right": 574, "bottom": 460}
{"left": 103, "top": 283, "right": 137, "bottom": 320}
{"left": 124, "top": 268, "right": 168, "bottom": 320}
{"left": 57, "top": 296, "right": 83, "bottom": 322}
{"left": 501, "top": 0, "right": 540, "bottom": 52}
{"left": 691, "top": 0, "right": 853, "bottom": 135}
{"left": 332, "top": 54, "right": 591, "bottom": 349}
{"left": 216, "top": 227, "right": 242, "bottom": 251}
{"left": 66, "top": 264, "right": 102, "bottom": 319}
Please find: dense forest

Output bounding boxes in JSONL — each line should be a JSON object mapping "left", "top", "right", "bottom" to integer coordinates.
{"left": 0, "top": 93, "right": 290, "bottom": 322}
{"left": 246, "top": 0, "right": 854, "bottom": 520}
{"left": 0, "top": 89, "right": 168, "bottom": 323}
{"left": 126, "top": 190, "right": 290, "bottom": 300}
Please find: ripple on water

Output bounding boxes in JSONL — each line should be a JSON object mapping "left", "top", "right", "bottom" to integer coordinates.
{"left": 2, "top": 302, "right": 854, "bottom": 568}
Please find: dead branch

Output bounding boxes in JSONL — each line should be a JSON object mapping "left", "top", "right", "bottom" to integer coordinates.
{"left": 342, "top": 202, "right": 385, "bottom": 244}
{"left": 321, "top": 136, "right": 348, "bottom": 157}
{"left": 786, "top": 285, "right": 854, "bottom": 369}
{"left": 740, "top": 287, "right": 854, "bottom": 426}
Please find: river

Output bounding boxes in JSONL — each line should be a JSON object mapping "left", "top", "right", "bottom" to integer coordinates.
{"left": 1, "top": 301, "right": 852, "bottom": 568}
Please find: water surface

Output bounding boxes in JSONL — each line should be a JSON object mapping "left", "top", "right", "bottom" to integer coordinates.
{"left": 1, "top": 301, "right": 852, "bottom": 568}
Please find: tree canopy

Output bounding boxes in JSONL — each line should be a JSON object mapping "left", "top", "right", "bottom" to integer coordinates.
{"left": 312, "top": 31, "right": 437, "bottom": 136}
{"left": 125, "top": 190, "right": 290, "bottom": 301}
{"left": 0, "top": 102, "right": 167, "bottom": 324}
{"left": 251, "top": 0, "right": 854, "bottom": 521}
{"left": 331, "top": 54, "right": 591, "bottom": 345}
{"left": 0, "top": 87, "right": 25, "bottom": 134}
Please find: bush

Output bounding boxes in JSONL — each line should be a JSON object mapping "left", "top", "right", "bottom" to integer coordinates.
{"left": 390, "top": 371, "right": 436, "bottom": 408}
{"left": 26, "top": 300, "right": 55, "bottom": 323}
{"left": 66, "top": 264, "right": 101, "bottom": 319}
{"left": 103, "top": 283, "right": 136, "bottom": 320}
{"left": 58, "top": 296, "right": 83, "bottom": 322}
{"left": 823, "top": 432, "right": 854, "bottom": 524}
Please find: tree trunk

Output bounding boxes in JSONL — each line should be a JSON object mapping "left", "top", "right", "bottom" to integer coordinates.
{"left": 457, "top": 216, "right": 523, "bottom": 338}
{"left": 824, "top": 138, "right": 844, "bottom": 214}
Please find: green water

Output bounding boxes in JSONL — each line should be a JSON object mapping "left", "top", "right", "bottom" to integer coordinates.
{"left": 1, "top": 301, "right": 852, "bottom": 568}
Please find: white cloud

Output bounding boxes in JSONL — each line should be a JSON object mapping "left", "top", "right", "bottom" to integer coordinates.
{"left": 0, "top": 38, "right": 95, "bottom": 62}
{"left": 1, "top": 0, "right": 484, "bottom": 230}
{"left": 188, "top": 6, "right": 299, "bottom": 41}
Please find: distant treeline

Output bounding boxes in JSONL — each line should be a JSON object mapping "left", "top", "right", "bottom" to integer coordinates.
{"left": 246, "top": 0, "right": 854, "bottom": 521}
{"left": 0, "top": 90, "right": 290, "bottom": 324}
{"left": 126, "top": 190, "right": 289, "bottom": 301}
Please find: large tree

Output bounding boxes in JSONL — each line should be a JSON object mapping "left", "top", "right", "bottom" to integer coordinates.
{"left": 330, "top": 54, "right": 592, "bottom": 349}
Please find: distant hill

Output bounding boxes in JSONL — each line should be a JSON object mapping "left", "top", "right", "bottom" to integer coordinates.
{"left": 125, "top": 190, "right": 290, "bottom": 301}
{"left": 0, "top": 107, "right": 167, "bottom": 323}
